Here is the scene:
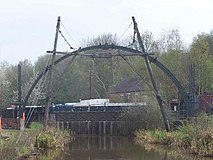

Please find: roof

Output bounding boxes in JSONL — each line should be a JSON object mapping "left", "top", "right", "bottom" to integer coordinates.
{"left": 112, "top": 77, "right": 144, "bottom": 94}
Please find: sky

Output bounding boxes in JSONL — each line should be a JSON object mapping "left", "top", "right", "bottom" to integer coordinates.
{"left": 0, "top": 0, "right": 213, "bottom": 65}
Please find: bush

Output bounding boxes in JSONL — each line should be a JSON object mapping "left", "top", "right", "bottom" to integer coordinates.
{"left": 36, "top": 132, "right": 56, "bottom": 150}
{"left": 123, "top": 101, "right": 164, "bottom": 134}
{"left": 36, "top": 128, "right": 69, "bottom": 150}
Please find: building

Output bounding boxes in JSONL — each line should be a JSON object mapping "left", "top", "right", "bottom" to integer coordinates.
{"left": 109, "top": 77, "right": 147, "bottom": 103}
{"left": 199, "top": 95, "right": 213, "bottom": 113}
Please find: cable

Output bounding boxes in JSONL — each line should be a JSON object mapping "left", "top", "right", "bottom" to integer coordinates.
{"left": 16, "top": 56, "right": 51, "bottom": 143}
{"left": 59, "top": 30, "right": 75, "bottom": 50}
{"left": 61, "top": 21, "right": 79, "bottom": 48}
{"left": 118, "top": 22, "right": 133, "bottom": 41}
{"left": 117, "top": 51, "right": 168, "bottom": 106}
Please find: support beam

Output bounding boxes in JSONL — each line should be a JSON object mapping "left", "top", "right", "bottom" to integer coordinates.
{"left": 17, "top": 64, "right": 22, "bottom": 104}
{"left": 17, "top": 63, "right": 22, "bottom": 118}
{"left": 44, "top": 16, "right": 61, "bottom": 130}
{"left": 132, "top": 16, "right": 170, "bottom": 131}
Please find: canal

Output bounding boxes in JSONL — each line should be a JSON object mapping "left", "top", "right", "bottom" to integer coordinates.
{"left": 37, "top": 136, "right": 212, "bottom": 160}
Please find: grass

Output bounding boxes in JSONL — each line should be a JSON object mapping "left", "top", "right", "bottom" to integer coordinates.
{"left": 0, "top": 122, "right": 42, "bottom": 159}
{"left": 135, "top": 114, "right": 213, "bottom": 157}
{"left": 0, "top": 122, "right": 71, "bottom": 160}
{"left": 0, "top": 130, "right": 19, "bottom": 160}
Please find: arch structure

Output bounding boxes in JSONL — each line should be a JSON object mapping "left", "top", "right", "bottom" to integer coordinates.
{"left": 24, "top": 44, "right": 190, "bottom": 116}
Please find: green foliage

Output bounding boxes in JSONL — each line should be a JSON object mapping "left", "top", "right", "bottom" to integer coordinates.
{"left": 0, "top": 126, "right": 38, "bottom": 159}
{"left": 0, "top": 60, "right": 35, "bottom": 108}
{"left": 123, "top": 94, "right": 164, "bottom": 134}
{"left": 136, "top": 114, "right": 213, "bottom": 157}
{"left": 28, "top": 122, "right": 43, "bottom": 133}
{"left": 36, "top": 128, "right": 70, "bottom": 150}
{"left": 37, "top": 131, "right": 56, "bottom": 150}
{"left": 0, "top": 123, "right": 70, "bottom": 159}
{"left": 149, "top": 130, "right": 168, "bottom": 144}
{"left": 189, "top": 33, "right": 213, "bottom": 94}
{"left": 0, "top": 143, "right": 18, "bottom": 160}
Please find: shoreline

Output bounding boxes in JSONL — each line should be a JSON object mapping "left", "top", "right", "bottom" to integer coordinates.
{"left": 0, "top": 122, "right": 71, "bottom": 160}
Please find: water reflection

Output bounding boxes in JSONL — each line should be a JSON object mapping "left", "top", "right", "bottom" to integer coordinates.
{"left": 37, "top": 136, "right": 212, "bottom": 160}
{"left": 62, "top": 136, "right": 164, "bottom": 160}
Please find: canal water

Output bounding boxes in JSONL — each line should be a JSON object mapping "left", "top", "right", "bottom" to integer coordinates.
{"left": 37, "top": 136, "right": 212, "bottom": 160}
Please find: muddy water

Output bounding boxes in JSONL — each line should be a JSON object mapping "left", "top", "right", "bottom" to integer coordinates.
{"left": 37, "top": 136, "right": 212, "bottom": 160}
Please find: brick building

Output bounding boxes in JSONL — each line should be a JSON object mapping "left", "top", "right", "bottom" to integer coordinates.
{"left": 109, "top": 77, "right": 147, "bottom": 103}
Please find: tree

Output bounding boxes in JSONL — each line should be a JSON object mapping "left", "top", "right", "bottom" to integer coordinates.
{"left": 189, "top": 33, "right": 213, "bottom": 94}
{"left": 80, "top": 33, "right": 120, "bottom": 98}
{"left": 152, "top": 29, "right": 188, "bottom": 102}
{"left": 156, "top": 28, "right": 185, "bottom": 54}
{"left": 0, "top": 61, "right": 13, "bottom": 108}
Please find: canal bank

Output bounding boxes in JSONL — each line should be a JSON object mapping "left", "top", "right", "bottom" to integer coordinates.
{"left": 0, "top": 122, "right": 70, "bottom": 160}
{"left": 135, "top": 114, "right": 213, "bottom": 158}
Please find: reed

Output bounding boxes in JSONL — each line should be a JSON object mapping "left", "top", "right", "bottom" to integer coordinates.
{"left": 135, "top": 114, "right": 213, "bottom": 157}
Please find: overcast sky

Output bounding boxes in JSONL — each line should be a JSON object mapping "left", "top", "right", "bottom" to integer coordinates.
{"left": 0, "top": 0, "right": 213, "bottom": 65}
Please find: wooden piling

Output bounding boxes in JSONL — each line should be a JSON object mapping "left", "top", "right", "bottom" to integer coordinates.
{"left": 110, "top": 121, "right": 113, "bottom": 135}
{"left": 22, "top": 112, "right": 25, "bottom": 121}
{"left": 103, "top": 121, "right": 106, "bottom": 135}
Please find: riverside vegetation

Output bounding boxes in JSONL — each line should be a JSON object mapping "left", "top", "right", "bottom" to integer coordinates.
{"left": 0, "top": 122, "right": 70, "bottom": 160}
{"left": 135, "top": 114, "right": 213, "bottom": 157}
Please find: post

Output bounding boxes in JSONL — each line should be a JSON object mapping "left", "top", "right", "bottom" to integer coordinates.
{"left": 17, "top": 64, "right": 22, "bottom": 118}
{"left": 87, "top": 121, "right": 90, "bottom": 134}
{"left": 103, "top": 121, "right": 106, "bottom": 135}
{"left": 132, "top": 16, "right": 170, "bottom": 131}
{"left": 22, "top": 112, "right": 25, "bottom": 121}
{"left": 44, "top": 16, "right": 61, "bottom": 130}
{"left": 18, "top": 64, "right": 22, "bottom": 104}
{"left": 0, "top": 116, "right": 2, "bottom": 132}
{"left": 188, "top": 64, "right": 196, "bottom": 116}
{"left": 89, "top": 69, "right": 92, "bottom": 99}
{"left": 110, "top": 121, "right": 113, "bottom": 135}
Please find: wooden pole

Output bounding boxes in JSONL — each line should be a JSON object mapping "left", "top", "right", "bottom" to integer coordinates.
{"left": 44, "top": 16, "right": 61, "bottom": 130}
{"left": 17, "top": 64, "right": 22, "bottom": 118}
{"left": 132, "top": 16, "right": 170, "bottom": 132}
{"left": 0, "top": 116, "right": 2, "bottom": 132}
{"left": 17, "top": 64, "right": 22, "bottom": 105}
{"left": 22, "top": 112, "right": 25, "bottom": 121}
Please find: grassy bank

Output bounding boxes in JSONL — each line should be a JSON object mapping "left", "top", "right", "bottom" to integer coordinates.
{"left": 135, "top": 114, "right": 213, "bottom": 157}
{"left": 0, "top": 122, "right": 70, "bottom": 160}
